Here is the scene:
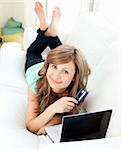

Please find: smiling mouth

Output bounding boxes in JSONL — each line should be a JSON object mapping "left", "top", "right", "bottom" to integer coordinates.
{"left": 49, "top": 76, "right": 62, "bottom": 84}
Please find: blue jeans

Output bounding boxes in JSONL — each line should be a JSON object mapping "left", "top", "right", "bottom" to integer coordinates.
{"left": 25, "top": 29, "right": 62, "bottom": 72}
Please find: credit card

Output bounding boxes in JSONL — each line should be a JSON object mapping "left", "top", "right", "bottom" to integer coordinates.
{"left": 76, "top": 90, "right": 88, "bottom": 105}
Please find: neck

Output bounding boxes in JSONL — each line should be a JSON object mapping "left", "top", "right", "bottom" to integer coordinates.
{"left": 52, "top": 88, "right": 66, "bottom": 94}
{"left": 53, "top": 90, "right": 68, "bottom": 97}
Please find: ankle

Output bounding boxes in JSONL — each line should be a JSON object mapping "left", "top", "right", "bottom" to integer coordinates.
{"left": 45, "top": 28, "right": 58, "bottom": 37}
{"left": 40, "top": 25, "right": 48, "bottom": 31}
{"left": 50, "top": 23, "right": 58, "bottom": 36}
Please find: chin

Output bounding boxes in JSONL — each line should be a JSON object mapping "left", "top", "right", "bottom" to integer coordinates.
{"left": 47, "top": 77, "right": 66, "bottom": 93}
{"left": 50, "top": 84, "right": 61, "bottom": 92}
{"left": 48, "top": 83, "right": 62, "bottom": 93}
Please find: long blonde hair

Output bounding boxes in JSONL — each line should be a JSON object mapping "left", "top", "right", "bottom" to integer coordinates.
{"left": 36, "top": 45, "right": 91, "bottom": 113}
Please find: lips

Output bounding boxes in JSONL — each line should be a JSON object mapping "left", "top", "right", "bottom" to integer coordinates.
{"left": 49, "top": 75, "right": 62, "bottom": 84}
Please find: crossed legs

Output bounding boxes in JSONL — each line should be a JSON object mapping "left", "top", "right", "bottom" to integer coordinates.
{"left": 25, "top": 2, "right": 62, "bottom": 72}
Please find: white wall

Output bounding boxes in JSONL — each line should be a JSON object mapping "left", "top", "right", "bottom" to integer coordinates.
{"left": 0, "top": 1, "right": 24, "bottom": 27}
{"left": 45, "top": 0, "right": 82, "bottom": 35}
{"left": 0, "top": 0, "right": 35, "bottom": 27}
{"left": 12, "top": 2, "right": 25, "bottom": 27}
{"left": 0, "top": 0, "right": 93, "bottom": 30}
{"left": 0, "top": 0, "right": 91, "bottom": 29}
{"left": 0, "top": 2, "right": 12, "bottom": 27}
{"left": 23, "top": 1, "right": 35, "bottom": 27}
{"left": 94, "top": 0, "right": 121, "bottom": 30}
{"left": 1, "top": 0, "right": 120, "bottom": 30}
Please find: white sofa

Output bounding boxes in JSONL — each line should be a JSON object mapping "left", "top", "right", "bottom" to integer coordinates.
{"left": 0, "top": 12, "right": 121, "bottom": 149}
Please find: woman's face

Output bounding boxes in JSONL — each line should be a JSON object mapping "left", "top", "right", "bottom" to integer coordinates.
{"left": 46, "top": 61, "right": 76, "bottom": 93}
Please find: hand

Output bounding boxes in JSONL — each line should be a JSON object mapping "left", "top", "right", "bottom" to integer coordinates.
{"left": 37, "top": 127, "right": 47, "bottom": 135}
{"left": 51, "top": 97, "right": 78, "bottom": 114}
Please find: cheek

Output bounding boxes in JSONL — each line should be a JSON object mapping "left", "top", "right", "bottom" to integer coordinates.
{"left": 62, "top": 75, "right": 74, "bottom": 86}
{"left": 46, "top": 68, "right": 54, "bottom": 84}
{"left": 46, "top": 66, "right": 53, "bottom": 75}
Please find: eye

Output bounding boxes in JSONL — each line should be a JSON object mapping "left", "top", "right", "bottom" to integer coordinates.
{"left": 51, "top": 64, "right": 57, "bottom": 70}
{"left": 64, "top": 70, "right": 69, "bottom": 74}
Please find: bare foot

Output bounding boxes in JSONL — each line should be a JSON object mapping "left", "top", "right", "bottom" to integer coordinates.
{"left": 45, "top": 7, "right": 61, "bottom": 37}
{"left": 35, "top": 1, "right": 48, "bottom": 31}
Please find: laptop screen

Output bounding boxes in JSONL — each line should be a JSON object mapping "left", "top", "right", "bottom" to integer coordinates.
{"left": 60, "top": 109, "right": 112, "bottom": 142}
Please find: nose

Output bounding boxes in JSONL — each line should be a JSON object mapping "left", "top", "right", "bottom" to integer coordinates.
{"left": 54, "top": 71, "right": 62, "bottom": 80}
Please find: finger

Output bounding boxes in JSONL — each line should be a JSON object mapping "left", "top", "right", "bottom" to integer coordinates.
{"left": 37, "top": 129, "right": 43, "bottom": 135}
{"left": 64, "top": 106, "right": 73, "bottom": 112}
{"left": 67, "top": 102, "right": 75, "bottom": 107}
{"left": 68, "top": 97, "right": 78, "bottom": 104}
{"left": 65, "top": 108, "right": 71, "bottom": 112}
{"left": 67, "top": 105, "right": 73, "bottom": 110}
{"left": 37, "top": 128, "right": 46, "bottom": 135}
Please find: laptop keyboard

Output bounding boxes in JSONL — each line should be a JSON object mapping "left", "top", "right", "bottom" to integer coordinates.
{"left": 45, "top": 124, "right": 62, "bottom": 142}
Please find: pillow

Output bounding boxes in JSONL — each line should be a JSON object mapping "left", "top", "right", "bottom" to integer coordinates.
{"left": 66, "top": 12, "right": 121, "bottom": 137}
{"left": 0, "top": 88, "right": 40, "bottom": 147}
{"left": 2, "top": 27, "right": 24, "bottom": 36}
{"left": 2, "top": 33, "right": 24, "bottom": 49}
{"left": 84, "top": 40, "right": 121, "bottom": 137}
{"left": 0, "top": 88, "right": 27, "bottom": 128}
{"left": 0, "top": 42, "right": 27, "bottom": 91}
{"left": 23, "top": 27, "right": 37, "bottom": 50}
{"left": 5, "top": 17, "right": 22, "bottom": 28}
{"left": 66, "top": 12, "right": 120, "bottom": 72}
{"left": 23, "top": 27, "right": 50, "bottom": 58}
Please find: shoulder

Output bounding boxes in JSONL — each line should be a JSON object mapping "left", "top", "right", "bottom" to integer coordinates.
{"left": 25, "top": 63, "right": 44, "bottom": 94}
{"left": 28, "top": 88, "right": 38, "bottom": 101}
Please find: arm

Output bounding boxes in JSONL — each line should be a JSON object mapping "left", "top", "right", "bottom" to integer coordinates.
{"left": 26, "top": 88, "right": 77, "bottom": 134}
{"left": 46, "top": 114, "right": 62, "bottom": 126}
{"left": 26, "top": 88, "right": 56, "bottom": 134}
{"left": 36, "top": 114, "right": 62, "bottom": 135}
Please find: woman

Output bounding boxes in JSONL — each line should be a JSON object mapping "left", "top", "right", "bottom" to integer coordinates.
{"left": 25, "top": 2, "right": 91, "bottom": 135}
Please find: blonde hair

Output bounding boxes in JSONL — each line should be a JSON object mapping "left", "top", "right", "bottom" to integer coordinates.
{"left": 36, "top": 45, "right": 91, "bottom": 113}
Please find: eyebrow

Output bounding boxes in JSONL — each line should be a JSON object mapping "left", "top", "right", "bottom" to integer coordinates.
{"left": 62, "top": 68, "right": 71, "bottom": 71}
{"left": 51, "top": 64, "right": 73, "bottom": 71}
{"left": 63, "top": 68, "right": 69, "bottom": 70}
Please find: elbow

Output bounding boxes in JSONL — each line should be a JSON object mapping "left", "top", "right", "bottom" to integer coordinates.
{"left": 26, "top": 121, "right": 38, "bottom": 134}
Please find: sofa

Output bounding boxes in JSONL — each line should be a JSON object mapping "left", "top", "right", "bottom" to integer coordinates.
{"left": 0, "top": 12, "right": 121, "bottom": 149}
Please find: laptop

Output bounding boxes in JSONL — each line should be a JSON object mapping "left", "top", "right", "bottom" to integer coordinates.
{"left": 45, "top": 109, "right": 112, "bottom": 143}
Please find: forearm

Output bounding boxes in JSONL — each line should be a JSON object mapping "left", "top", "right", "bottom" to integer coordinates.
{"left": 26, "top": 105, "right": 55, "bottom": 133}
{"left": 36, "top": 114, "right": 62, "bottom": 135}
{"left": 45, "top": 114, "right": 62, "bottom": 126}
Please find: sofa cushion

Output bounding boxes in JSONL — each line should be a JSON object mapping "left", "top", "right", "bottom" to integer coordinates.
{"left": 23, "top": 27, "right": 50, "bottom": 59}
{"left": 23, "top": 27, "right": 37, "bottom": 51}
{"left": 0, "top": 42, "right": 27, "bottom": 93}
{"left": 0, "top": 42, "right": 52, "bottom": 147}
{"left": 2, "top": 33, "right": 24, "bottom": 49}
{"left": 66, "top": 12, "right": 121, "bottom": 137}
{"left": 2, "top": 27, "right": 24, "bottom": 36}
{"left": 66, "top": 12, "right": 120, "bottom": 72}
{"left": 0, "top": 86, "right": 40, "bottom": 148}
{"left": 5, "top": 17, "right": 22, "bottom": 28}
{"left": 85, "top": 40, "right": 121, "bottom": 137}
